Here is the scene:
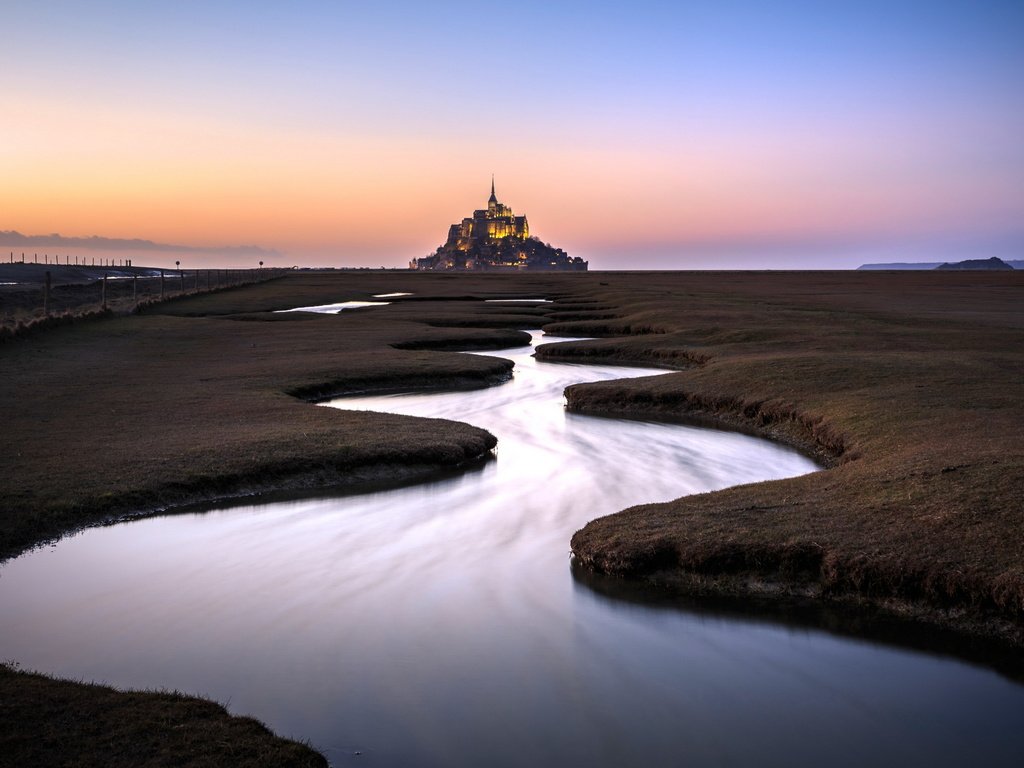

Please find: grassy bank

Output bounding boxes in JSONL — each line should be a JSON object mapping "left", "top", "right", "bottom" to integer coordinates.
{"left": 538, "top": 272, "right": 1024, "bottom": 646}
{"left": 2, "top": 269, "right": 1022, "bottom": 762}
{"left": 0, "top": 282, "right": 544, "bottom": 561}
{"left": 0, "top": 271, "right": 558, "bottom": 765}
{"left": 0, "top": 663, "right": 326, "bottom": 768}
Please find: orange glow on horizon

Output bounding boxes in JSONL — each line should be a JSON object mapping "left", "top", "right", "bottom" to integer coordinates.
{"left": 3, "top": 89, "right": 1020, "bottom": 267}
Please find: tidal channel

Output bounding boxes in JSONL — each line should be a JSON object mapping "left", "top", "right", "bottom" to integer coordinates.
{"left": 1, "top": 332, "right": 1022, "bottom": 766}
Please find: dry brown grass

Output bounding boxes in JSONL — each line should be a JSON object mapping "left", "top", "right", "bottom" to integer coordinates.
{"left": 0, "top": 663, "right": 326, "bottom": 768}
{"left": 542, "top": 272, "right": 1024, "bottom": 644}
{"left": 0, "top": 288, "right": 543, "bottom": 561}
{"left": 4, "top": 269, "right": 1022, "bottom": 623}
{"left": 2, "top": 268, "right": 1023, "bottom": 762}
{"left": 0, "top": 270, "right": 561, "bottom": 765}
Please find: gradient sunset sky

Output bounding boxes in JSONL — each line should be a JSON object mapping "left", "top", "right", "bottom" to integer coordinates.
{"left": 3, "top": 1, "right": 1022, "bottom": 269}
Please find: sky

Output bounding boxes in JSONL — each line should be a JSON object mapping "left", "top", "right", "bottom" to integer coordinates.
{"left": 2, "top": 0, "right": 1022, "bottom": 269}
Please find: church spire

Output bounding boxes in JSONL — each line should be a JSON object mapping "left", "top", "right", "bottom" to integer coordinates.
{"left": 488, "top": 175, "right": 497, "bottom": 205}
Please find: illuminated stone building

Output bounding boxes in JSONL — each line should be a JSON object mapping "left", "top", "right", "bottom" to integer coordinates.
{"left": 411, "top": 180, "right": 587, "bottom": 271}
{"left": 447, "top": 178, "right": 530, "bottom": 247}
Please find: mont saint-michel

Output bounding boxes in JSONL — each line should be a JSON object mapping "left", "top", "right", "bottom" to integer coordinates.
{"left": 411, "top": 180, "right": 587, "bottom": 271}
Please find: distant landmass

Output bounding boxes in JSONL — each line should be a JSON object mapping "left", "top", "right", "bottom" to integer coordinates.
{"left": 859, "top": 258, "right": 1021, "bottom": 270}
{"left": 0, "top": 230, "right": 280, "bottom": 258}
{"left": 411, "top": 180, "right": 587, "bottom": 271}
{"left": 935, "top": 257, "right": 1014, "bottom": 270}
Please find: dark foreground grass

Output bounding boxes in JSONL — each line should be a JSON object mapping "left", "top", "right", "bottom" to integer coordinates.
{"left": 2, "top": 269, "right": 1023, "bottom": 762}
{"left": 0, "top": 663, "right": 326, "bottom": 768}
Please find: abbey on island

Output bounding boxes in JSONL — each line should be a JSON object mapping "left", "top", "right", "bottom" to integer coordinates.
{"left": 410, "top": 180, "right": 588, "bottom": 271}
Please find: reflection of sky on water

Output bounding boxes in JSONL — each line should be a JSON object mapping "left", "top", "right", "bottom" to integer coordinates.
{"left": 275, "top": 300, "right": 390, "bottom": 314}
{"left": 1, "top": 332, "right": 1022, "bottom": 767}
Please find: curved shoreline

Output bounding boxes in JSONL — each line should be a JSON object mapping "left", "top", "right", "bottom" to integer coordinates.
{"left": 550, "top": 349, "right": 1024, "bottom": 649}
{"left": 0, "top": 374, "right": 512, "bottom": 765}
{"left": 559, "top": 388, "right": 845, "bottom": 467}
{"left": 547, "top": 356, "right": 1023, "bottom": 653}
{"left": 0, "top": 662, "right": 328, "bottom": 768}
{"left": 526, "top": 272, "right": 1024, "bottom": 659}
{"left": 571, "top": 561, "right": 1024, "bottom": 681}
{"left": 536, "top": 306, "right": 1023, "bottom": 656}
{"left": 2, "top": 270, "right": 1022, "bottom": 764}
{"left": 0, "top": 372, "right": 512, "bottom": 565}
{"left": 0, "top": 314, "right": 524, "bottom": 564}
{"left": 0, "top": 283, "right": 540, "bottom": 765}
{"left": 17, "top": 450, "right": 499, "bottom": 563}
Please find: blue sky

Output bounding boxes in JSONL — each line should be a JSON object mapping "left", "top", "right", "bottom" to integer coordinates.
{"left": 3, "top": 0, "right": 1022, "bottom": 268}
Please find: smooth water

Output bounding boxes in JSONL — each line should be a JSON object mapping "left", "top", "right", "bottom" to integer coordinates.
{"left": 277, "top": 300, "right": 391, "bottom": 313}
{"left": 2, "top": 333, "right": 1022, "bottom": 767}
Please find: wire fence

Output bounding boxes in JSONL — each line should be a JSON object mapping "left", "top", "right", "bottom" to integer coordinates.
{"left": 1, "top": 268, "right": 289, "bottom": 337}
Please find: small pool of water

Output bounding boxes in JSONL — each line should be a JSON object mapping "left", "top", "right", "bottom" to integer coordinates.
{"left": 484, "top": 297, "right": 552, "bottom": 302}
{"left": 276, "top": 300, "right": 390, "bottom": 313}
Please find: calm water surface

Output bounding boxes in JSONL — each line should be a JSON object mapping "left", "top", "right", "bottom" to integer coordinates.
{"left": 2, "top": 332, "right": 1022, "bottom": 767}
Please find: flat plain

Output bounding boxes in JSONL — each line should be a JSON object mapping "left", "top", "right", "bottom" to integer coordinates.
{"left": 1, "top": 269, "right": 1022, "bottom": 765}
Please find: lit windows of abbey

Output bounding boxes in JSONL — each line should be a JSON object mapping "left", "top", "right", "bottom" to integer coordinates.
{"left": 411, "top": 178, "right": 587, "bottom": 271}
{"left": 445, "top": 177, "right": 530, "bottom": 251}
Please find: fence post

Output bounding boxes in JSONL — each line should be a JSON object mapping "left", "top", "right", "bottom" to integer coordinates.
{"left": 132, "top": 274, "right": 138, "bottom": 303}
{"left": 102, "top": 274, "right": 108, "bottom": 308}
{"left": 160, "top": 270, "right": 165, "bottom": 299}
{"left": 44, "top": 271, "right": 51, "bottom": 316}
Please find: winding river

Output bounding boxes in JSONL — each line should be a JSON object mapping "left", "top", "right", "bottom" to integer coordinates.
{"left": 2, "top": 332, "right": 1023, "bottom": 766}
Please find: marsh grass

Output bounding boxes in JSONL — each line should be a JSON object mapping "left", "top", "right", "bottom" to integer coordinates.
{"left": 0, "top": 663, "right": 326, "bottom": 768}
{"left": 2, "top": 269, "right": 1023, "bottom": 763}
{"left": 538, "top": 272, "right": 1024, "bottom": 642}
{"left": 1, "top": 271, "right": 555, "bottom": 765}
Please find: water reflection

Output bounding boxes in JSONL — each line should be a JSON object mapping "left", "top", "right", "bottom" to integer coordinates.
{"left": 0, "top": 333, "right": 1022, "bottom": 766}
{"left": 484, "top": 298, "right": 552, "bottom": 303}
{"left": 571, "top": 561, "right": 1024, "bottom": 683}
{"left": 276, "top": 300, "right": 390, "bottom": 313}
